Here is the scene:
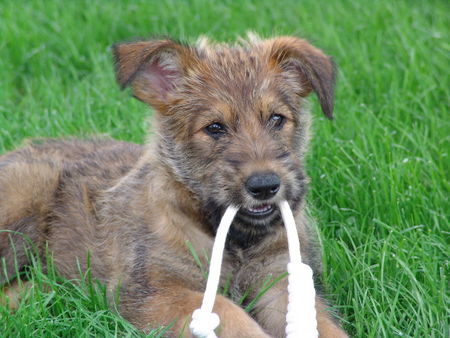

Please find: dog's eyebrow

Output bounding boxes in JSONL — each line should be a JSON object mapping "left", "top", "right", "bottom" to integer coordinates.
{"left": 277, "top": 91, "right": 298, "bottom": 115}
{"left": 196, "top": 110, "right": 227, "bottom": 123}
{"left": 190, "top": 110, "right": 230, "bottom": 135}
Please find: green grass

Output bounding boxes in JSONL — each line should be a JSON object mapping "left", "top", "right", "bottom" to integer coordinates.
{"left": 0, "top": 0, "right": 448, "bottom": 336}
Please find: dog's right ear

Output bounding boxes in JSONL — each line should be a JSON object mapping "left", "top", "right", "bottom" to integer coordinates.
{"left": 113, "top": 39, "right": 194, "bottom": 113}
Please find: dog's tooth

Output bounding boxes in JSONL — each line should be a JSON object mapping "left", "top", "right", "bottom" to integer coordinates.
{"left": 247, "top": 204, "right": 273, "bottom": 214}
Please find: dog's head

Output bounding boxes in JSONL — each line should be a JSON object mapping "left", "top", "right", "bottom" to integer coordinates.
{"left": 114, "top": 34, "right": 335, "bottom": 247}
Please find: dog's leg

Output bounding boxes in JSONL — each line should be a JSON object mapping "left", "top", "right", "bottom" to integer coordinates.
{"left": 315, "top": 296, "right": 349, "bottom": 338}
{"left": 247, "top": 277, "right": 348, "bottom": 338}
{"left": 120, "top": 286, "right": 270, "bottom": 338}
{"left": 0, "top": 279, "right": 34, "bottom": 310}
{"left": 0, "top": 157, "right": 60, "bottom": 284}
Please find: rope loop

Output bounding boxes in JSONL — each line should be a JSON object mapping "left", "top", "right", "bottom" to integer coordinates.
{"left": 190, "top": 202, "right": 318, "bottom": 338}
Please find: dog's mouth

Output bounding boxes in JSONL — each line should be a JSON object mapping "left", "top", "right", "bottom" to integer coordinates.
{"left": 240, "top": 203, "right": 275, "bottom": 218}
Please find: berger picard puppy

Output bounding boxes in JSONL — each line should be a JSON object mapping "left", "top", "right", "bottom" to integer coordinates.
{"left": 0, "top": 34, "right": 347, "bottom": 337}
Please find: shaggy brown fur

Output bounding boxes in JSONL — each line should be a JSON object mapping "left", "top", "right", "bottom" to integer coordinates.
{"left": 0, "top": 34, "right": 347, "bottom": 337}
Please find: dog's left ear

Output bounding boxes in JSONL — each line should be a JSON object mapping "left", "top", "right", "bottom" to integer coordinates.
{"left": 266, "top": 37, "right": 336, "bottom": 119}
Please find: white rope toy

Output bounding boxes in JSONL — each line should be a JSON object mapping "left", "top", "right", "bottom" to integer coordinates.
{"left": 189, "top": 201, "right": 318, "bottom": 338}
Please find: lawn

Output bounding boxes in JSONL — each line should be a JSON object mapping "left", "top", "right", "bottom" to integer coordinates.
{"left": 0, "top": 0, "right": 448, "bottom": 337}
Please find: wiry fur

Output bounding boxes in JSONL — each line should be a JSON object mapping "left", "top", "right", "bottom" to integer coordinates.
{"left": 1, "top": 34, "right": 346, "bottom": 337}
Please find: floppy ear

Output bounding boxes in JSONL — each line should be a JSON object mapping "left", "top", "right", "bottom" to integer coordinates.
{"left": 267, "top": 37, "right": 336, "bottom": 119}
{"left": 113, "top": 39, "right": 194, "bottom": 112}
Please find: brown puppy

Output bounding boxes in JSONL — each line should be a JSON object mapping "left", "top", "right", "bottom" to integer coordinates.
{"left": 0, "top": 34, "right": 347, "bottom": 337}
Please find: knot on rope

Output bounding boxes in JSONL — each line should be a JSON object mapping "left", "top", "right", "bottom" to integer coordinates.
{"left": 285, "top": 262, "right": 318, "bottom": 337}
{"left": 189, "top": 309, "right": 220, "bottom": 338}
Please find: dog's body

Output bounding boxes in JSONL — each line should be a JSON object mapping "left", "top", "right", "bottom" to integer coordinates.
{"left": 0, "top": 35, "right": 347, "bottom": 337}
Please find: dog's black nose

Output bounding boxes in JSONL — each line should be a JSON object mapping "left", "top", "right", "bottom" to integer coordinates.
{"left": 245, "top": 172, "right": 281, "bottom": 200}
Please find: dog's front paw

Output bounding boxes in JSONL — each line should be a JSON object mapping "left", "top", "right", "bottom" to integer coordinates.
{"left": 211, "top": 294, "right": 271, "bottom": 338}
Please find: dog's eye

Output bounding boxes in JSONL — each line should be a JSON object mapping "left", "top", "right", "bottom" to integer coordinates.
{"left": 268, "top": 113, "right": 286, "bottom": 130}
{"left": 205, "top": 122, "right": 226, "bottom": 139}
